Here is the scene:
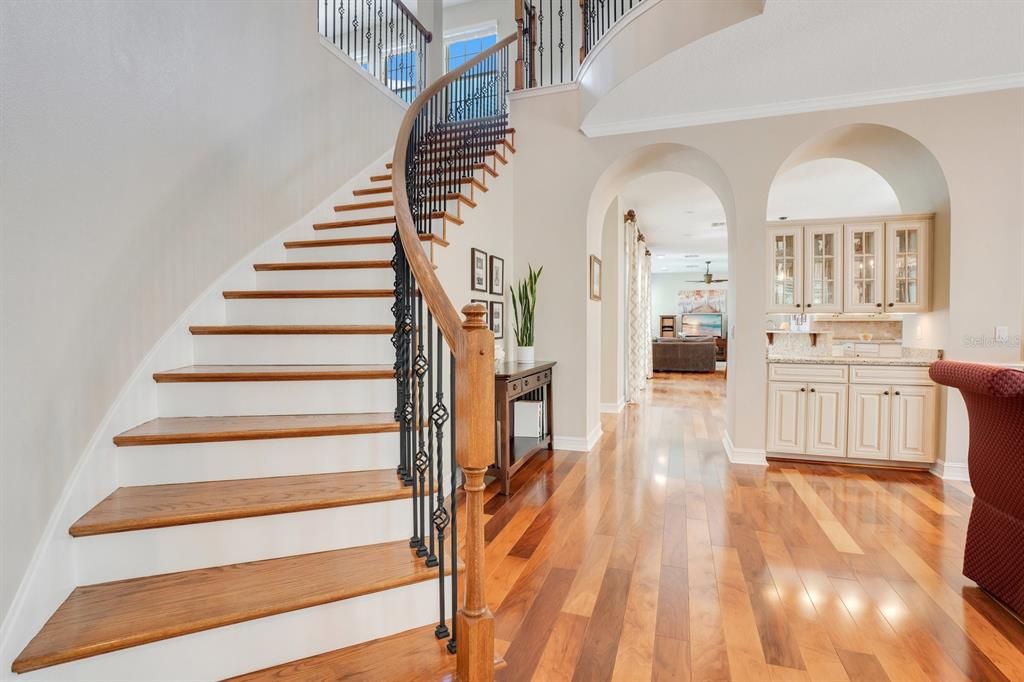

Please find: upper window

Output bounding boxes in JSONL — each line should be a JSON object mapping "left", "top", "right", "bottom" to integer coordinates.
{"left": 446, "top": 33, "right": 497, "bottom": 72}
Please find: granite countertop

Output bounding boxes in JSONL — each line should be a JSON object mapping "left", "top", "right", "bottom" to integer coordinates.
{"left": 767, "top": 356, "right": 935, "bottom": 367}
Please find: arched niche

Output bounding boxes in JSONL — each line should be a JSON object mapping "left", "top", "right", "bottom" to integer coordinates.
{"left": 767, "top": 123, "right": 951, "bottom": 350}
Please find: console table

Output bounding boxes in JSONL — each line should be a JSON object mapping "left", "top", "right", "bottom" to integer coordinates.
{"left": 492, "top": 360, "right": 555, "bottom": 495}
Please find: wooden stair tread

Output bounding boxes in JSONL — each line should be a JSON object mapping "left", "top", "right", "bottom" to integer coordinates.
{"left": 353, "top": 186, "right": 392, "bottom": 196}
{"left": 284, "top": 234, "right": 447, "bottom": 249}
{"left": 69, "top": 469, "right": 410, "bottom": 537}
{"left": 334, "top": 194, "right": 472, "bottom": 213}
{"left": 228, "top": 624, "right": 504, "bottom": 681}
{"left": 313, "top": 215, "right": 397, "bottom": 229}
{"left": 113, "top": 412, "right": 398, "bottom": 446}
{"left": 153, "top": 364, "right": 395, "bottom": 382}
{"left": 11, "top": 540, "right": 443, "bottom": 673}
{"left": 313, "top": 211, "right": 460, "bottom": 230}
{"left": 334, "top": 198, "right": 394, "bottom": 212}
{"left": 369, "top": 173, "right": 392, "bottom": 182}
{"left": 253, "top": 260, "right": 392, "bottom": 271}
{"left": 223, "top": 289, "right": 394, "bottom": 299}
{"left": 189, "top": 325, "right": 394, "bottom": 335}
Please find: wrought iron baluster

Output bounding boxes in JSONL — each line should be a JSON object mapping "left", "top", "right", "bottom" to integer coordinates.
{"left": 432, "top": 326, "right": 450, "bottom": 638}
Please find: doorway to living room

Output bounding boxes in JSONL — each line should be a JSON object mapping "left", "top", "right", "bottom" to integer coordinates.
{"left": 622, "top": 172, "right": 729, "bottom": 383}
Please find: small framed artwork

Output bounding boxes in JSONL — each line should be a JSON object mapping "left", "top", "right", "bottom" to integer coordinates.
{"left": 471, "top": 298, "right": 489, "bottom": 327}
{"left": 489, "top": 301, "right": 504, "bottom": 339}
{"left": 589, "top": 255, "right": 602, "bottom": 301}
{"left": 471, "top": 248, "right": 489, "bottom": 292}
{"left": 489, "top": 255, "right": 504, "bottom": 295}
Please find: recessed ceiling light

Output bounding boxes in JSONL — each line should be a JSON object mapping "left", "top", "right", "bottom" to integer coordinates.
{"left": 684, "top": 254, "right": 700, "bottom": 258}
{"left": 711, "top": 221, "right": 726, "bottom": 227}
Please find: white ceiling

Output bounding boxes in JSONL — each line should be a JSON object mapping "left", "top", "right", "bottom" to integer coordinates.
{"left": 621, "top": 159, "right": 903, "bottom": 273}
{"left": 585, "top": 0, "right": 1024, "bottom": 134}
{"left": 620, "top": 172, "right": 728, "bottom": 275}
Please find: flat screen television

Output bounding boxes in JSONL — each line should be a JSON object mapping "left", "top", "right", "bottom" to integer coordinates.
{"left": 681, "top": 313, "right": 723, "bottom": 337}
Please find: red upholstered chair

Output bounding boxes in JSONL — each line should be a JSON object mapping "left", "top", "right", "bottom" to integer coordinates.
{"left": 929, "top": 360, "right": 1024, "bottom": 617}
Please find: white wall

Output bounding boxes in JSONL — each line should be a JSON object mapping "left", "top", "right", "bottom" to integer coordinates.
{"left": 0, "top": 0, "right": 404, "bottom": 628}
{"left": 510, "top": 85, "right": 1024, "bottom": 476}
{"left": 443, "top": 0, "right": 515, "bottom": 41}
{"left": 431, "top": 160, "right": 516, "bottom": 360}
{"left": 600, "top": 199, "right": 625, "bottom": 409}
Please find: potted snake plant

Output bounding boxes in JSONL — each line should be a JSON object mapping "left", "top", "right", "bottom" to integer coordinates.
{"left": 510, "top": 265, "right": 543, "bottom": 363}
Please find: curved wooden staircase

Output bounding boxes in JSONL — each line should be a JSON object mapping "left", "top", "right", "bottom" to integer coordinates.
{"left": 10, "top": 120, "right": 515, "bottom": 680}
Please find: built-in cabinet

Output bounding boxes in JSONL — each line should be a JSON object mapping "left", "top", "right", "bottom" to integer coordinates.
{"left": 767, "top": 214, "right": 931, "bottom": 314}
{"left": 767, "top": 362, "right": 937, "bottom": 464}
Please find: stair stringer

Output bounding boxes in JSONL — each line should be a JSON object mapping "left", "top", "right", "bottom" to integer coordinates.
{"left": 0, "top": 148, "right": 395, "bottom": 680}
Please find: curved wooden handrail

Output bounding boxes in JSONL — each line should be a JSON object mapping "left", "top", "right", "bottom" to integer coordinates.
{"left": 393, "top": 0, "right": 433, "bottom": 43}
{"left": 391, "top": 32, "right": 517, "bottom": 351}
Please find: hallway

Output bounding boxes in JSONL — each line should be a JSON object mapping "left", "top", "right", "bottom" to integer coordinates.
{"left": 487, "top": 371, "right": 1024, "bottom": 681}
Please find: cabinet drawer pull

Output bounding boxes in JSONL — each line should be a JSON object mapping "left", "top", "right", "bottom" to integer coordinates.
{"left": 810, "top": 388, "right": 816, "bottom": 392}
{"left": 894, "top": 391, "right": 901, "bottom": 396}
{"left": 884, "top": 390, "right": 890, "bottom": 396}
{"left": 876, "top": 303, "right": 883, "bottom": 308}
{"left": 800, "top": 387, "right": 806, "bottom": 392}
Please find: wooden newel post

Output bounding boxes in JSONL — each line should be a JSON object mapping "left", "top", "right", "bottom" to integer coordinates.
{"left": 456, "top": 303, "right": 496, "bottom": 681}
{"left": 514, "top": 1, "right": 525, "bottom": 91}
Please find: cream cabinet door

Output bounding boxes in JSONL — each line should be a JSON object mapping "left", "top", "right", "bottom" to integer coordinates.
{"left": 885, "top": 220, "right": 930, "bottom": 312}
{"left": 806, "top": 383, "right": 848, "bottom": 457}
{"left": 768, "top": 382, "right": 806, "bottom": 454}
{"left": 767, "top": 227, "right": 804, "bottom": 313}
{"left": 890, "top": 385, "right": 936, "bottom": 462}
{"left": 847, "top": 384, "right": 890, "bottom": 459}
{"left": 804, "top": 225, "right": 843, "bottom": 313}
{"left": 844, "top": 223, "right": 884, "bottom": 313}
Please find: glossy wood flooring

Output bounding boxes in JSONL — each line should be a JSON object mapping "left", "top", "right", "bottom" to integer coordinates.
{"left": 483, "top": 370, "right": 1024, "bottom": 682}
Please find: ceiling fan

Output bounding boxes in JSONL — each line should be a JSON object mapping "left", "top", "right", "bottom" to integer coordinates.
{"left": 688, "top": 260, "right": 728, "bottom": 284}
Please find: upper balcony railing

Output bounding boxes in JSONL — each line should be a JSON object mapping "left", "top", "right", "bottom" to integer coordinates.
{"left": 515, "top": 0, "right": 644, "bottom": 89}
{"left": 319, "top": 0, "right": 432, "bottom": 102}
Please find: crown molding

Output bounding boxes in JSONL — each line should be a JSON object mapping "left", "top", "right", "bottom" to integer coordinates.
{"left": 581, "top": 72, "right": 1024, "bottom": 138}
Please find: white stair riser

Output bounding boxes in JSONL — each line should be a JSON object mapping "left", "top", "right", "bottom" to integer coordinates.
{"left": 312, "top": 223, "right": 396, "bottom": 239}
{"left": 17, "top": 576, "right": 450, "bottom": 681}
{"left": 192, "top": 334, "right": 394, "bottom": 364}
{"left": 75, "top": 497, "right": 411, "bottom": 584}
{"left": 253, "top": 268, "right": 393, "bottom": 290}
{"left": 118, "top": 432, "right": 400, "bottom": 486}
{"left": 225, "top": 297, "right": 394, "bottom": 325}
{"left": 286, "top": 242, "right": 394, "bottom": 262}
{"left": 156, "top": 379, "right": 396, "bottom": 417}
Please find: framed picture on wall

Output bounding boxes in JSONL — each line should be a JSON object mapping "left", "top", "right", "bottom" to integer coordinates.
{"left": 471, "top": 248, "right": 489, "bottom": 292}
{"left": 471, "top": 298, "right": 489, "bottom": 326}
{"left": 489, "top": 301, "right": 504, "bottom": 339}
{"left": 489, "top": 255, "right": 504, "bottom": 295}
{"left": 589, "top": 255, "right": 602, "bottom": 301}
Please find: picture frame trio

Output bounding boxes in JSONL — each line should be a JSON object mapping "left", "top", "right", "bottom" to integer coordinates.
{"left": 470, "top": 248, "right": 504, "bottom": 339}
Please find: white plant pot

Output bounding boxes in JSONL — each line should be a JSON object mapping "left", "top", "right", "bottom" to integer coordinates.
{"left": 517, "top": 346, "right": 535, "bottom": 364}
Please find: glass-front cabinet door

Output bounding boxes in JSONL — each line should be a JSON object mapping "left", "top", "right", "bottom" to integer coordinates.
{"left": 885, "top": 219, "right": 929, "bottom": 312}
{"left": 803, "top": 225, "right": 843, "bottom": 313}
{"left": 844, "top": 223, "right": 884, "bottom": 312}
{"left": 767, "top": 227, "right": 803, "bottom": 313}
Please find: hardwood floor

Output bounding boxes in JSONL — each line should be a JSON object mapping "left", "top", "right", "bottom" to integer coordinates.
{"left": 483, "top": 370, "right": 1024, "bottom": 682}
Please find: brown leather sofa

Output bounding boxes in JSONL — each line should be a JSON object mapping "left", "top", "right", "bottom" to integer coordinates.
{"left": 929, "top": 360, "right": 1024, "bottom": 618}
{"left": 652, "top": 337, "right": 717, "bottom": 373}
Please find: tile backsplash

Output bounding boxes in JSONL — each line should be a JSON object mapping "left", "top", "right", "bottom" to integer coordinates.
{"left": 808, "top": 318, "right": 903, "bottom": 341}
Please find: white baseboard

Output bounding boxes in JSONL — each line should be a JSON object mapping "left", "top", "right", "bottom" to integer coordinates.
{"left": 722, "top": 431, "right": 767, "bottom": 466}
{"left": 600, "top": 399, "right": 625, "bottom": 414}
{"left": 554, "top": 423, "right": 603, "bottom": 452}
{"left": 931, "top": 459, "right": 970, "bottom": 481}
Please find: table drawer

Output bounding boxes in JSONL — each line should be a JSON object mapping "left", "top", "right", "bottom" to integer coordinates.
{"left": 507, "top": 370, "right": 551, "bottom": 399}
{"left": 850, "top": 365, "right": 933, "bottom": 386}
{"left": 768, "top": 363, "right": 849, "bottom": 384}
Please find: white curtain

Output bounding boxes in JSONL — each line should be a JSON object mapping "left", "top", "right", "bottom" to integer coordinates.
{"left": 625, "top": 215, "right": 653, "bottom": 402}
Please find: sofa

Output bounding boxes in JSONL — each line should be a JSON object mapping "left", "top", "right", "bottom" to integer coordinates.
{"left": 652, "top": 337, "right": 717, "bottom": 373}
{"left": 929, "top": 360, "right": 1024, "bottom": 617}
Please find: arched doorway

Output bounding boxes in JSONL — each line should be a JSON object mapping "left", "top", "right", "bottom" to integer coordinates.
{"left": 584, "top": 144, "right": 736, "bottom": 418}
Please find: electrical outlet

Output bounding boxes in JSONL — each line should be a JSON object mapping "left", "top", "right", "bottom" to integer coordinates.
{"left": 996, "top": 326, "right": 1009, "bottom": 342}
